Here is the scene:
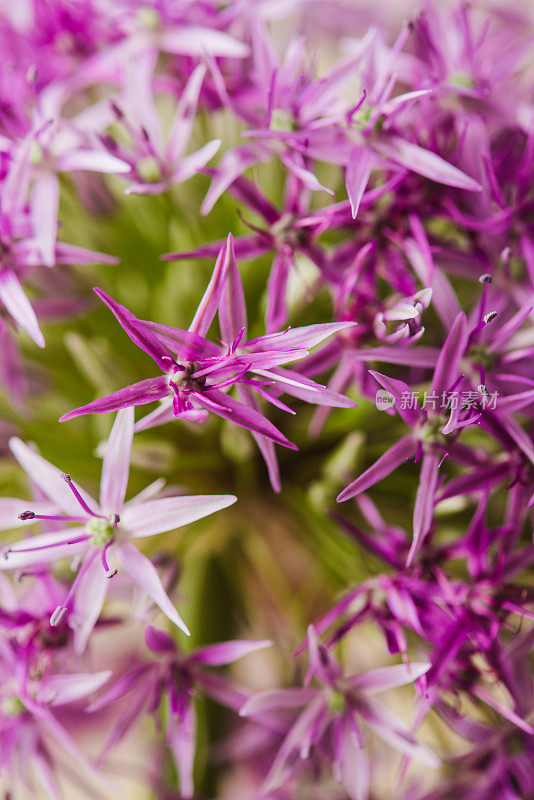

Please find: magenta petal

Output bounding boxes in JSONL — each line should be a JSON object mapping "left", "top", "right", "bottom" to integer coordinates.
{"left": 0, "top": 530, "right": 88, "bottom": 570}
{"left": 38, "top": 671, "right": 112, "bottom": 706}
{"left": 219, "top": 234, "right": 247, "bottom": 343}
{"left": 60, "top": 376, "right": 169, "bottom": 422}
{"left": 265, "top": 249, "right": 291, "bottom": 333}
{"left": 374, "top": 136, "right": 482, "bottom": 191}
{"left": 256, "top": 367, "right": 356, "bottom": 408}
{"left": 94, "top": 288, "right": 172, "bottom": 371}
{"left": 56, "top": 149, "right": 130, "bottom": 174}
{"left": 195, "top": 388, "right": 297, "bottom": 450}
{"left": 346, "top": 145, "right": 372, "bottom": 218}
{"left": 237, "top": 384, "right": 282, "bottom": 492}
{"left": 430, "top": 312, "right": 467, "bottom": 396}
{"left": 408, "top": 450, "right": 440, "bottom": 565}
{"left": 369, "top": 370, "right": 421, "bottom": 426}
{"left": 240, "top": 688, "right": 318, "bottom": 716}
{"left": 338, "top": 434, "right": 416, "bottom": 502}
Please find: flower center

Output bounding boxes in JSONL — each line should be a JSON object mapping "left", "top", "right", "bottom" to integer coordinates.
{"left": 86, "top": 518, "right": 115, "bottom": 547}
{"left": 327, "top": 689, "right": 346, "bottom": 715}
{"left": 137, "top": 7, "right": 160, "bottom": 29}
{"left": 418, "top": 414, "right": 448, "bottom": 445}
{"left": 137, "top": 156, "right": 162, "bottom": 183}
{"left": 30, "top": 141, "right": 44, "bottom": 166}
{"left": 169, "top": 362, "right": 206, "bottom": 393}
{"left": 270, "top": 109, "right": 297, "bottom": 132}
{"left": 468, "top": 343, "right": 494, "bottom": 370}
{"left": 1, "top": 696, "right": 24, "bottom": 717}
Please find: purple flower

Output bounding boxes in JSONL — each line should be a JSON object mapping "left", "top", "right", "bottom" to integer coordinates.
{"left": 60, "top": 236, "right": 355, "bottom": 489}
{"left": 240, "top": 626, "right": 437, "bottom": 800}
{"left": 0, "top": 633, "right": 111, "bottom": 798}
{"left": 104, "top": 58, "right": 221, "bottom": 195}
{"left": 2, "top": 409, "right": 236, "bottom": 649}
{"left": 88, "top": 625, "right": 271, "bottom": 799}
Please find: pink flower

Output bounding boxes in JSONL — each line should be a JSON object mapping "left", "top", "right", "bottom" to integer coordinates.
{"left": 2, "top": 408, "right": 236, "bottom": 650}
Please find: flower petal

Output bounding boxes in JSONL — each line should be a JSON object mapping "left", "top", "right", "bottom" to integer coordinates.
{"left": 9, "top": 437, "right": 97, "bottom": 515}
{"left": 117, "top": 541, "right": 189, "bottom": 635}
{"left": 100, "top": 408, "right": 134, "bottom": 514}
{"left": 0, "top": 268, "right": 44, "bottom": 347}
{"left": 60, "top": 376, "right": 169, "bottom": 422}
{"left": 122, "top": 494, "right": 236, "bottom": 538}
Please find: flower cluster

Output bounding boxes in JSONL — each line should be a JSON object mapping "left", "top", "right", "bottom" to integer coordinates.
{"left": 0, "top": 1, "right": 533, "bottom": 799}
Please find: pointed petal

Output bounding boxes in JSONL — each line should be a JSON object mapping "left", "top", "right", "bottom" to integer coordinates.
{"left": 159, "top": 26, "right": 249, "bottom": 58}
{"left": 337, "top": 435, "right": 416, "bottom": 502}
{"left": 60, "top": 376, "right": 169, "bottom": 422}
{"left": 94, "top": 288, "right": 172, "bottom": 371}
{"left": 237, "top": 384, "right": 281, "bottom": 492}
{"left": 369, "top": 370, "right": 421, "bottom": 426}
{"left": 195, "top": 388, "right": 297, "bottom": 450}
{"left": 0, "top": 530, "right": 88, "bottom": 570}
{"left": 172, "top": 140, "right": 221, "bottom": 183}
{"left": 122, "top": 494, "right": 236, "bottom": 538}
{"left": 9, "top": 437, "right": 97, "bottom": 515}
{"left": 167, "top": 699, "right": 196, "bottom": 799}
{"left": 31, "top": 172, "right": 59, "bottom": 267}
{"left": 138, "top": 322, "right": 221, "bottom": 358}
{"left": 255, "top": 367, "right": 356, "bottom": 408}
{"left": 219, "top": 234, "right": 247, "bottom": 343}
{"left": 191, "top": 639, "right": 271, "bottom": 666}
{"left": 374, "top": 136, "right": 482, "bottom": 191}
{"left": 56, "top": 150, "right": 130, "bottom": 173}
{"left": 72, "top": 555, "right": 109, "bottom": 654}
{"left": 240, "top": 688, "right": 317, "bottom": 716}
{"left": 0, "top": 268, "right": 44, "bottom": 347}
{"left": 350, "top": 663, "right": 431, "bottom": 693}
{"left": 189, "top": 241, "right": 231, "bottom": 338}
{"left": 346, "top": 145, "right": 372, "bottom": 218}
{"left": 38, "top": 671, "right": 112, "bottom": 706}
{"left": 430, "top": 312, "right": 467, "bottom": 396}
{"left": 265, "top": 249, "right": 291, "bottom": 333}
{"left": 118, "top": 541, "right": 189, "bottom": 635}
{"left": 166, "top": 64, "right": 206, "bottom": 163}
{"left": 359, "top": 696, "right": 440, "bottom": 767}
{"left": 408, "top": 450, "right": 440, "bottom": 565}
{"left": 249, "top": 321, "right": 356, "bottom": 351}
{"left": 100, "top": 408, "right": 134, "bottom": 513}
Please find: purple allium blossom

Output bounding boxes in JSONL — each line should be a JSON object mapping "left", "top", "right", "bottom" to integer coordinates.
{"left": 88, "top": 625, "right": 271, "bottom": 799}
{"left": 60, "top": 236, "right": 355, "bottom": 489}
{"left": 0, "top": 632, "right": 111, "bottom": 799}
{"left": 2, "top": 409, "right": 236, "bottom": 648}
{"left": 240, "top": 626, "right": 437, "bottom": 800}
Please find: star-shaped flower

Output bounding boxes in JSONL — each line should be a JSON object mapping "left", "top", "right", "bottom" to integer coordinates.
{"left": 2, "top": 408, "right": 236, "bottom": 651}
